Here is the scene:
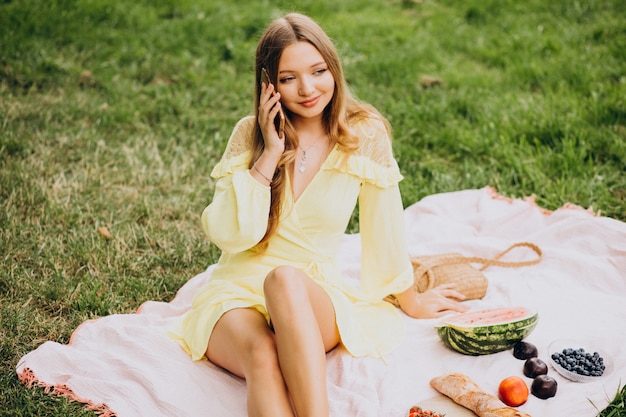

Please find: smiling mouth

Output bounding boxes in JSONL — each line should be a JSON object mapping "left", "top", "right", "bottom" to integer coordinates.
{"left": 300, "top": 96, "right": 320, "bottom": 107}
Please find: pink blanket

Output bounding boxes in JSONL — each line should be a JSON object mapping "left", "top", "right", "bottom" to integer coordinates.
{"left": 17, "top": 187, "right": 626, "bottom": 416}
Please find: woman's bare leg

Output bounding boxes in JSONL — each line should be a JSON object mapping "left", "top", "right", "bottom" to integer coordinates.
{"left": 206, "top": 308, "right": 294, "bottom": 417}
{"left": 263, "top": 266, "right": 340, "bottom": 417}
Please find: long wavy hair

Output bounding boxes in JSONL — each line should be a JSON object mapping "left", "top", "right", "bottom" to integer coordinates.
{"left": 251, "top": 13, "right": 388, "bottom": 251}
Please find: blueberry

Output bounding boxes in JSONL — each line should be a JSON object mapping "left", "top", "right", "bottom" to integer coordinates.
{"left": 553, "top": 346, "right": 606, "bottom": 377}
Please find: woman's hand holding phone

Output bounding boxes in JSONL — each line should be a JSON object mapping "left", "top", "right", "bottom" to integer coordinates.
{"left": 259, "top": 68, "right": 285, "bottom": 157}
{"left": 253, "top": 68, "right": 285, "bottom": 185}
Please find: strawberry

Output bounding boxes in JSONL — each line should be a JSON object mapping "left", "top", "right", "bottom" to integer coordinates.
{"left": 407, "top": 405, "right": 445, "bottom": 417}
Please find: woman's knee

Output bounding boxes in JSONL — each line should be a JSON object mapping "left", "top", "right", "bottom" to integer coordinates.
{"left": 263, "top": 266, "right": 308, "bottom": 303}
{"left": 245, "top": 334, "right": 281, "bottom": 376}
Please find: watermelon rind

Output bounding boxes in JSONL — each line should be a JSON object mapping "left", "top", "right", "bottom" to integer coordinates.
{"left": 435, "top": 307, "right": 538, "bottom": 356}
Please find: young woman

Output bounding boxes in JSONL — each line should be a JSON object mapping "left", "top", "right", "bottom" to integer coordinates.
{"left": 172, "top": 12, "right": 468, "bottom": 417}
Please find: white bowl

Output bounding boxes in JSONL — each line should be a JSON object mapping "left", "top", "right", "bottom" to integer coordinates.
{"left": 548, "top": 339, "right": 613, "bottom": 383}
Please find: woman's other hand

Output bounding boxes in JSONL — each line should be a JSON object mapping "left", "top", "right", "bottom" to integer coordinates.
{"left": 393, "top": 283, "right": 469, "bottom": 319}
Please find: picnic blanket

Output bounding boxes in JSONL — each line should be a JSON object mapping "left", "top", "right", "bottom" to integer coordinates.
{"left": 16, "top": 187, "right": 626, "bottom": 416}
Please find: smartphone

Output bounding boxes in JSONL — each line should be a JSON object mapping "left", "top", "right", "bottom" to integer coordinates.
{"left": 261, "top": 68, "right": 285, "bottom": 137}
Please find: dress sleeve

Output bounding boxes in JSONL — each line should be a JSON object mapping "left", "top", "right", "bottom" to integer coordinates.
{"left": 201, "top": 116, "right": 271, "bottom": 254}
{"left": 355, "top": 117, "right": 414, "bottom": 301}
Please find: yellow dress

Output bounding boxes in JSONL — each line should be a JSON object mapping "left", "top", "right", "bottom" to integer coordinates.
{"left": 171, "top": 115, "right": 414, "bottom": 361}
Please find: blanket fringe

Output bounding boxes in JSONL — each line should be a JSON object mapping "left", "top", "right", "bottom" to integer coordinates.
{"left": 485, "top": 186, "right": 600, "bottom": 216}
{"left": 17, "top": 367, "right": 117, "bottom": 417}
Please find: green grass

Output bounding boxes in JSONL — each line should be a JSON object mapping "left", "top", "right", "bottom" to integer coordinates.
{"left": 595, "top": 384, "right": 626, "bottom": 417}
{"left": 1, "top": 0, "right": 624, "bottom": 415}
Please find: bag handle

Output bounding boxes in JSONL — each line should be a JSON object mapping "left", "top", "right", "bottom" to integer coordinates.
{"left": 413, "top": 242, "right": 543, "bottom": 277}
{"left": 469, "top": 242, "right": 542, "bottom": 271}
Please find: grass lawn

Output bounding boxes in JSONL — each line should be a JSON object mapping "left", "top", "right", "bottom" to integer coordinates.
{"left": 1, "top": 0, "right": 625, "bottom": 415}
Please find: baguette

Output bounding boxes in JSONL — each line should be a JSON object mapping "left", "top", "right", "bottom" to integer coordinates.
{"left": 430, "top": 373, "right": 532, "bottom": 417}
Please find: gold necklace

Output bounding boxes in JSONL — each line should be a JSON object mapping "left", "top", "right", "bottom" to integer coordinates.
{"left": 297, "top": 134, "right": 326, "bottom": 173}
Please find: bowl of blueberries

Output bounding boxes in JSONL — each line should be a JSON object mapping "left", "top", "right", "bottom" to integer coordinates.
{"left": 548, "top": 339, "right": 613, "bottom": 383}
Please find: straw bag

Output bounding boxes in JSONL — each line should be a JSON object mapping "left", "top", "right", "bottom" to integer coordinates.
{"left": 385, "top": 242, "right": 542, "bottom": 306}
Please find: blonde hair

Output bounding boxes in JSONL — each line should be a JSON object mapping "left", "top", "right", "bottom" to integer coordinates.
{"left": 251, "top": 13, "right": 389, "bottom": 250}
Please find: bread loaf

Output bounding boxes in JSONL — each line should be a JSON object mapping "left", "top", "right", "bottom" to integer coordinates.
{"left": 430, "top": 373, "right": 532, "bottom": 417}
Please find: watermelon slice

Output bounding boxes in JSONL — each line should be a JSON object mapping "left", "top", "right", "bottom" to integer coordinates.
{"left": 435, "top": 307, "right": 538, "bottom": 356}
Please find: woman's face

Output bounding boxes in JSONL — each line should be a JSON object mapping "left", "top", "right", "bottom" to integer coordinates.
{"left": 277, "top": 41, "right": 335, "bottom": 122}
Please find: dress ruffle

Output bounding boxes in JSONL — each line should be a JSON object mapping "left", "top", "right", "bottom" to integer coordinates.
{"left": 326, "top": 149, "right": 404, "bottom": 188}
{"left": 210, "top": 150, "right": 251, "bottom": 179}
{"left": 209, "top": 147, "right": 403, "bottom": 188}
{"left": 209, "top": 114, "right": 403, "bottom": 188}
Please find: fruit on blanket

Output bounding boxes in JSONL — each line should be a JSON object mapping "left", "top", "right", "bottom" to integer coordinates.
{"left": 523, "top": 357, "right": 548, "bottom": 378}
{"left": 498, "top": 376, "right": 529, "bottom": 407}
{"left": 513, "top": 340, "right": 538, "bottom": 360}
{"left": 551, "top": 347, "right": 606, "bottom": 377}
{"left": 435, "top": 307, "right": 538, "bottom": 355}
{"left": 531, "top": 375, "right": 558, "bottom": 399}
{"left": 408, "top": 405, "right": 444, "bottom": 417}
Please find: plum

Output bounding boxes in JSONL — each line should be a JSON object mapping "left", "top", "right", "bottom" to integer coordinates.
{"left": 513, "top": 340, "right": 538, "bottom": 360}
{"left": 531, "top": 375, "right": 558, "bottom": 399}
{"left": 523, "top": 357, "right": 548, "bottom": 378}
